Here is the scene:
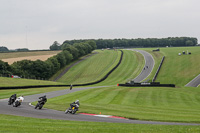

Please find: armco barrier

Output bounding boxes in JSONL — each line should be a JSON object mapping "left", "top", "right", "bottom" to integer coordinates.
{"left": 152, "top": 56, "right": 165, "bottom": 82}
{"left": 118, "top": 83, "right": 175, "bottom": 87}
{"left": 0, "top": 50, "right": 124, "bottom": 90}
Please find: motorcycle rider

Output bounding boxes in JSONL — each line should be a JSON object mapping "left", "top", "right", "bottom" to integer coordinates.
{"left": 35, "top": 95, "right": 47, "bottom": 109}
{"left": 65, "top": 100, "right": 80, "bottom": 114}
{"left": 8, "top": 94, "right": 17, "bottom": 105}
{"left": 70, "top": 100, "right": 80, "bottom": 110}
{"left": 38, "top": 95, "right": 47, "bottom": 104}
{"left": 70, "top": 84, "right": 73, "bottom": 90}
{"left": 16, "top": 95, "right": 24, "bottom": 103}
{"left": 13, "top": 95, "right": 24, "bottom": 107}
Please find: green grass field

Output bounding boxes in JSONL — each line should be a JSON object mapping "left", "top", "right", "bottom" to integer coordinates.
{"left": 56, "top": 49, "right": 145, "bottom": 85}
{"left": 97, "top": 50, "right": 145, "bottom": 85}
{"left": 44, "top": 86, "right": 200, "bottom": 123}
{"left": 1, "top": 114, "right": 200, "bottom": 133}
{"left": 0, "top": 77, "right": 65, "bottom": 87}
{"left": 56, "top": 50, "right": 121, "bottom": 84}
{"left": 156, "top": 47, "right": 200, "bottom": 87}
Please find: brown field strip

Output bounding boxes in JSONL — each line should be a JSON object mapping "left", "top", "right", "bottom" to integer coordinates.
{"left": 2, "top": 54, "right": 57, "bottom": 64}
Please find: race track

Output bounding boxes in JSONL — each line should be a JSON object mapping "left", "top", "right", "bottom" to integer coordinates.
{"left": 185, "top": 74, "right": 200, "bottom": 87}
{"left": 132, "top": 50, "right": 154, "bottom": 82}
{"left": 1, "top": 50, "right": 199, "bottom": 126}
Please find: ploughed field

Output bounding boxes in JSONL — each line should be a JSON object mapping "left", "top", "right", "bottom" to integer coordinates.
{"left": 0, "top": 51, "right": 61, "bottom": 64}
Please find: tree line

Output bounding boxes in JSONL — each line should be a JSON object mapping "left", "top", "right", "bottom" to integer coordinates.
{"left": 0, "top": 46, "right": 29, "bottom": 52}
{"left": 0, "top": 40, "right": 96, "bottom": 80}
{"left": 57, "top": 37, "right": 197, "bottom": 49}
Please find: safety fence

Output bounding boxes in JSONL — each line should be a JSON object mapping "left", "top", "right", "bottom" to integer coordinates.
{"left": 152, "top": 56, "right": 165, "bottom": 82}
{"left": 118, "top": 82, "right": 175, "bottom": 87}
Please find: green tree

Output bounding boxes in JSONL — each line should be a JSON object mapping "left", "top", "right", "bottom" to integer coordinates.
{"left": 185, "top": 40, "right": 194, "bottom": 46}
{"left": 50, "top": 41, "right": 61, "bottom": 50}
{"left": 56, "top": 52, "right": 66, "bottom": 68}
{"left": 0, "top": 46, "right": 9, "bottom": 52}
{"left": 0, "top": 60, "right": 12, "bottom": 76}
{"left": 46, "top": 56, "right": 60, "bottom": 74}
{"left": 63, "top": 44, "right": 79, "bottom": 60}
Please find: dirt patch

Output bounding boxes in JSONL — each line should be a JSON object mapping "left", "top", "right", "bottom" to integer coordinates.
{"left": 2, "top": 54, "right": 57, "bottom": 64}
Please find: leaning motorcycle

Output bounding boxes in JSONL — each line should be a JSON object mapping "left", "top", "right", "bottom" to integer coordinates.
{"left": 35, "top": 98, "right": 45, "bottom": 109}
{"left": 13, "top": 100, "right": 21, "bottom": 107}
{"left": 65, "top": 104, "right": 79, "bottom": 114}
{"left": 8, "top": 97, "right": 15, "bottom": 105}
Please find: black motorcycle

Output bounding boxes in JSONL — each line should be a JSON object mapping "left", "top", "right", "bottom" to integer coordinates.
{"left": 65, "top": 104, "right": 79, "bottom": 114}
{"left": 13, "top": 100, "right": 21, "bottom": 107}
{"left": 35, "top": 98, "right": 45, "bottom": 109}
{"left": 8, "top": 97, "right": 16, "bottom": 105}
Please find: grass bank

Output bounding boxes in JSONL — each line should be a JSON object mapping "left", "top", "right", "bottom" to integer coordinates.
{"left": 56, "top": 50, "right": 120, "bottom": 84}
{"left": 93, "top": 50, "right": 144, "bottom": 86}
{"left": 0, "top": 77, "right": 64, "bottom": 87}
{"left": 1, "top": 114, "right": 200, "bottom": 133}
{"left": 155, "top": 47, "right": 200, "bottom": 87}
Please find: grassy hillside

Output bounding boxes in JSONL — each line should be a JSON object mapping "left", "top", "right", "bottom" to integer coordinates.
{"left": 97, "top": 50, "right": 144, "bottom": 85}
{"left": 155, "top": 47, "right": 200, "bottom": 87}
{"left": 57, "top": 50, "right": 121, "bottom": 84}
{"left": 56, "top": 49, "right": 145, "bottom": 85}
{"left": 1, "top": 114, "right": 200, "bottom": 133}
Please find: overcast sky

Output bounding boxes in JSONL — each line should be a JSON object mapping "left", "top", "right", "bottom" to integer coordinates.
{"left": 0, "top": 0, "right": 200, "bottom": 50}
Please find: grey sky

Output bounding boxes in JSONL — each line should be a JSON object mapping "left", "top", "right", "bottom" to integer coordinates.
{"left": 0, "top": 0, "right": 199, "bottom": 50}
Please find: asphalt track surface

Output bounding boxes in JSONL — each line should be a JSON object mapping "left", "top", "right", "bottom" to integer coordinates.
{"left": 185, "top": 74, "right": 200, "bottom": 87}
{"left": 131, "top": 49, "right": 155, "bottom": 82}
{"left": 0, "top": 50, "right": 200, "bottom": 126}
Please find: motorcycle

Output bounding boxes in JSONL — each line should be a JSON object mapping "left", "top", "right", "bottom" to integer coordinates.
{"left": 8, "top": 97, "right": 16, "bottom": 105}
{"left": 65, "top": 104, "right": 79, "bottom": 114}
{"left": 13, "top": 100, "right": 21, "bottom": 107}
{"left": 35, "top": 98, "right": 45, "bottom": 109}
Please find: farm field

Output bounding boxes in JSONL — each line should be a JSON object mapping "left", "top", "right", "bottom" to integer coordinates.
{"left": 0, "top": 50, "right": 61, "bottom": 64}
